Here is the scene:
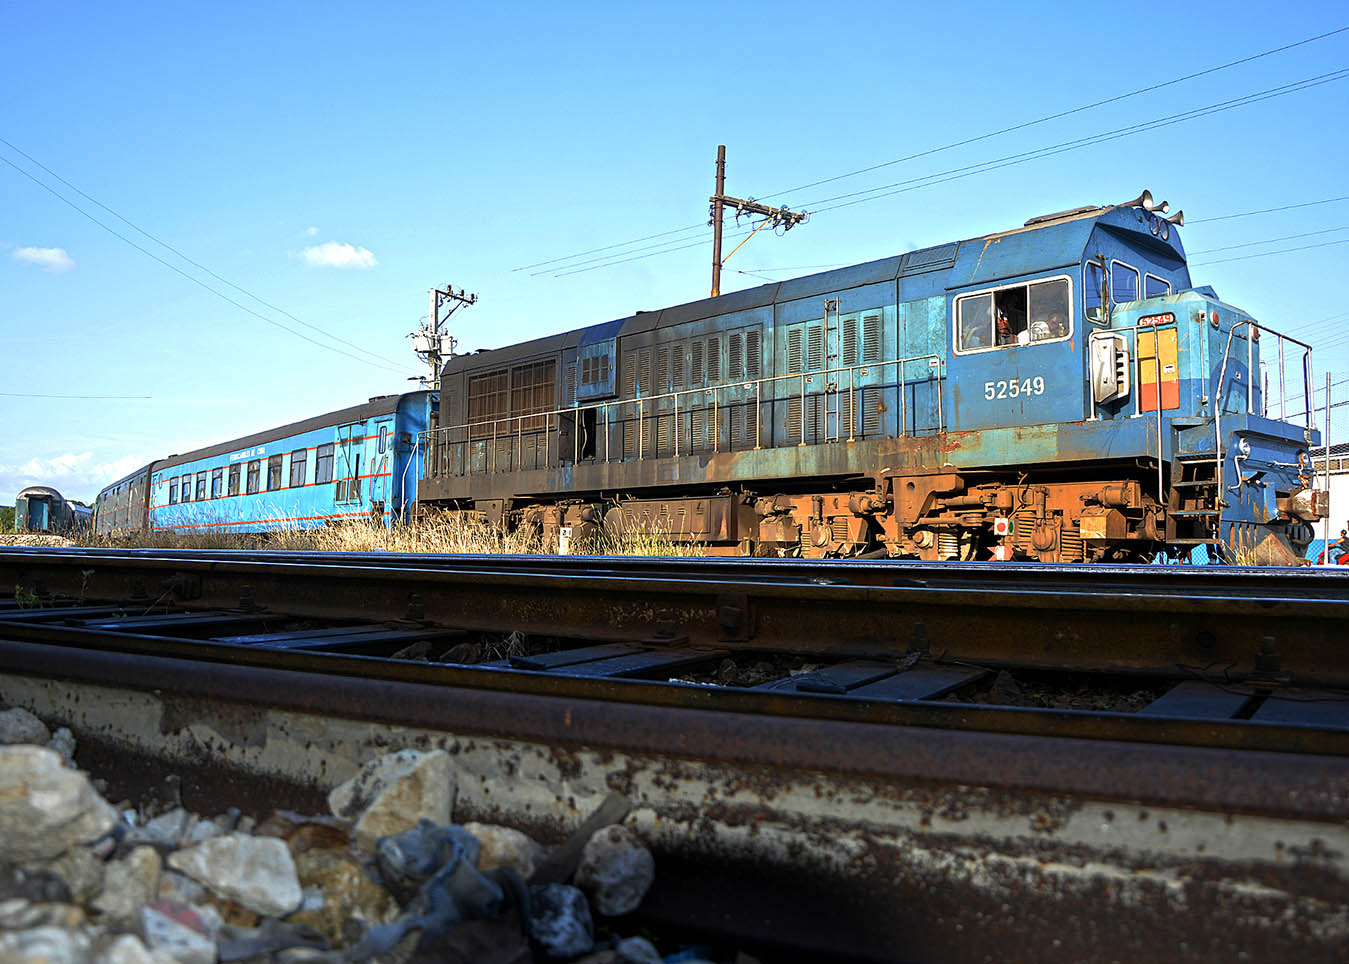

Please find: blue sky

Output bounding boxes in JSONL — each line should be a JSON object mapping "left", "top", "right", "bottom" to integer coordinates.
{"left": 2, "top": 0, "right": 1347, "bottom": 503}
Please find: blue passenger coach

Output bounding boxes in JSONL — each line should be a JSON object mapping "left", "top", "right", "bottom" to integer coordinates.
{"left": 132, "top": 392, "right": 434, "bottom": 535}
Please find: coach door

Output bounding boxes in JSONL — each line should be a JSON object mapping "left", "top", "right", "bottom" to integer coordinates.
{"left": 335, "top": 421, "right": 368, "bottom": 508}
{"left": 369, "top": 418, "right": 393, "bottom": 517}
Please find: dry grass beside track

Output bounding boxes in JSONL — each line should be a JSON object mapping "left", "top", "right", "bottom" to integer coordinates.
{"left": 3, "top": 513, "right": 704, "bottom": 557}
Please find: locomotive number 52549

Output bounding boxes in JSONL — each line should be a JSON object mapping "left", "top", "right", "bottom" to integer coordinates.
{"left": 984, "top": 377, "right": 1046, "bottom": 400}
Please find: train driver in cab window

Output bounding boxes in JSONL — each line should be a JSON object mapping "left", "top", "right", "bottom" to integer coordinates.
{"left": 1028, "top": 279, "right": 1072, "bottom": 342}
{"left": 996, "top": 310, "right": 1016, "bottom": 346}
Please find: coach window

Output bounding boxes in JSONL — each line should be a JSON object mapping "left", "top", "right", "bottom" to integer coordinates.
{"left": 1085, "top": 260, "right": 1107, "bottom": 324}
{"left": 315, "top": 443, "right": 334, "bottom": 485}
{"left": 246, "top": 460, "right": 261, "bottom": 495}
{"left": 1144, "top": 274, "right": 1170, "bottom": 299}
{"left": 180, "top": 474, "right": 192, "bottom": 502}
{"left": 195, "top": 472, "right": 207, "bottom": 501}
{"left": 210, "top": 468, "right": 223, "bottom": 499}
{"left": 227, "top": 464, "right": 240, "bottom": 496}
{"left": 1111, "top": 261, "right": 1139, "bottom": 305}
{"left": 169, "top": 478, "right": 179, "bottom": 505}
{"left": 290, "top": 449, "right": 308, "bottom": 487}
{"left": 267, "top": 455, "right": 283, "bottom": 491}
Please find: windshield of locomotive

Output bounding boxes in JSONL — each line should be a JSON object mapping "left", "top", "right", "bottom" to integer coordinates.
{"left": 958, "top": 278, "right": 1071, "bottom": 351}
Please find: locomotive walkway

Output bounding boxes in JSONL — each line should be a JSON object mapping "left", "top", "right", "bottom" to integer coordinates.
{"left": 0, "top": 547, "right": 1346, "bottom": 961}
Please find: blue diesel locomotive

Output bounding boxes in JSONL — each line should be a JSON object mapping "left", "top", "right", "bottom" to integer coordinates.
{"left": 415, "top": 191, "right": 1328, "bottom": 564}
{"left": 93, "top": 392, "right": 435, "bottom": 536}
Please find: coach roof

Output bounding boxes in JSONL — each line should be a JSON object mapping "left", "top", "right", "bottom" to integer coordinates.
{"left": 154, "top": 394, "right": 404, "bottom": 473}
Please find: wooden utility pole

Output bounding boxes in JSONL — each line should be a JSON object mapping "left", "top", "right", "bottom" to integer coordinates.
{"left": 711, "top": 146, "right": 726, "bottom": 298}
{"left": 709, "top": 144, "right": 807, "bottom": 297}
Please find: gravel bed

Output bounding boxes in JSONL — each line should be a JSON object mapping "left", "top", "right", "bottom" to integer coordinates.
{"left": 0, "top": 706, "right": 760, "bottom": 964}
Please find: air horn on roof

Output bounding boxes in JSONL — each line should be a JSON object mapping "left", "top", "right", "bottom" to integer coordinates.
{"left": 1122, "top": 189, "right": 1154, "bottom": 211}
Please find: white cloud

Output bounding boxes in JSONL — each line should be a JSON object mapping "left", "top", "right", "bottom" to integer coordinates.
{"left": 12, "top": 246, "right": 75, "bottom": 273}
{"left": 301, "top": 241, "right": 377, "bottom": 269}
{"left": 1, "top": 452, "right": 145, "bottom": 505}
{"left": 304, "top": 226, "right": 319, "bottom": 237}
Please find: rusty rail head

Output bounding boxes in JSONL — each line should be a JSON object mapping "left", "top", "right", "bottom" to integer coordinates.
{"left": 3, "top": 548, "right": 1347, "bottom": 687}
{"left": 0, "top": 638, "right": 1345, "bottom": 823}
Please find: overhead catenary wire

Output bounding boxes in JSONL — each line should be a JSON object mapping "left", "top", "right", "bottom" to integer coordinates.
{"left": 515, "top": 25, "right": 1349, "bottom": 273}
{"left": 0, "top": 150, "right": 412, "bottom": 377}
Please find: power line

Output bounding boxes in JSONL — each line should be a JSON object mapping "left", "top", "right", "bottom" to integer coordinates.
{"left": 1187, "top": 225, "right": 1349, "bottom": 255}
{"left": 557, "top": 67, "right": 1349, "bottom": 277}
{"left": 739, "top": 264, "right": 850, "bottom": 272}
{"left": 803, "top": 68, "right": 1349, "bottom": 214}
{"left": 552, "top": 233, "right": 718, "bottom": 277}
{"left": 513, "top": 221, "right": 709, "bottom": 273}
{"left": 531, "top": 226, "right": 711, "bottom": 276}
{"left": 1190, "top": 236, "right": 1349, "bottom": 265}
{"left": 0, "top": 391, "right": 152, "bottom": 399}
{"left": 1188, "top": 194, "right": 1349, "bottom": 224}
{"left": 515, "top": 25, "right": 1349, "bottom": 273}
{"left": 0, "top": 148, "right": 411, "bottom": 376}
{"left": 760, "top": 25, "right": 1349, "bottom": 202}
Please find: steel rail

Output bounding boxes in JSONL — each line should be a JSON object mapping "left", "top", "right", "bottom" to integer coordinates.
{"left": 2, "top": 549, "right": 1347, "bottom": 685}
{"left": 6, "top": 545, "right": 1349, "bottom": 592}
{"left": 1, "top": 638, "right": 1344, "bottom": 822}
{"left": 2, "top": 618, "right": 1346, "bottom": 758}
{"left": 4, "top": 637, "right": 1347, "bottom": 962}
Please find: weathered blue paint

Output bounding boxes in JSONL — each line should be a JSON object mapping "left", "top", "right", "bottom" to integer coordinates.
{"left": 142, "top": 392, "right": 435, "bottom": 534}
{"left": 409, "top": 197, "right": 1325, "bottom": 561}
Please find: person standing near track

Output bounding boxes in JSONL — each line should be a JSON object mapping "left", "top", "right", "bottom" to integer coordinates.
{"left": 1324, "top": 527, "right": 1349, "bottom": 564}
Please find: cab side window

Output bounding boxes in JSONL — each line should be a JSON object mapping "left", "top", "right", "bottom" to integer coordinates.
{"left": 957, "top": 278, "right": 1071, "bottom": 352}
{"left": 1084, "top": 260, "right": 1107, "bottom": 324}
{"left": 958, "top": 293, "right": 993, "bottom": 350}
{"left": 1111, "top": 261, "right": 1140, "bottom": 304}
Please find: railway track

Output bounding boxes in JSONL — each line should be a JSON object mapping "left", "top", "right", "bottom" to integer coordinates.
{"left": 1, "top": 547, "right": 1347, "bottom": 962}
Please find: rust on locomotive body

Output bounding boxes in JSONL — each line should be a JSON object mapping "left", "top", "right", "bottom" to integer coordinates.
{"left": 419, "top": 194, "right": 1326, "bottom": 564}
